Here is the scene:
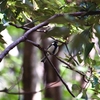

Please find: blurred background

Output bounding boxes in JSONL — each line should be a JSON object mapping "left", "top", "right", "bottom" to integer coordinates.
{"left": 0, "top": 0, "right": 100, "bottom": 100}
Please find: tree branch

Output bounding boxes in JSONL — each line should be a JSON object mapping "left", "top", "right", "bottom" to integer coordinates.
{"left": 0, "top": 10, "right": 100, "bottom": 61}
{"left": 69, "top": 11, "right": 100, "bottom": 16}
{"left": 43, "top": 51, "right": 75, "bottom": 97}
{"left": 26, "top": 39, "right": 75, "bottom": 97}
{"left": 0, "top": 36, "right": 26, "bottom": 62}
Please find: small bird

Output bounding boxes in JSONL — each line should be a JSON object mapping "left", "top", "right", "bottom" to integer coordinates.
{"left": 41, "top": 40, "right": 59, "bottom": 63}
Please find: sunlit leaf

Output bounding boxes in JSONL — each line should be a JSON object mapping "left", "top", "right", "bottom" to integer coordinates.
{"left": 0, "top": 13, "right": 4, "bottom": 20}
{"left": 76, "top": 66, "right": 88, "bottom": 72}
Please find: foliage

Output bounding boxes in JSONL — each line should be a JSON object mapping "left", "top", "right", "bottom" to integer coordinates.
{"left": 0, "top": 0, "right": 100, "bottom": 100}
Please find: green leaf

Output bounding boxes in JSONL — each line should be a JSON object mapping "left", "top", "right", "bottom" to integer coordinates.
{"left": 91, "top": 0, "right": 100, "bottom": 4}
{"left": 50, "top": 14, "right": 83, "bottom": 25}
{"left": 72, "top": 84, "right": 81, "bottom": 96}
{"left": 0, "top": 38, "right": 6, "bottom": 44}
{"left": 0, "top": 34, "right": 5, "bottom": 50}
{"left": 92, "top": 95, "right": 100, "bottom": 100}
{"left": 0, "top": 13, "right": 4, "bottom": 20}
{"left": 44, "top": 26, "right": 70, "bottom": 38}
{"left": 0, "top": 24, "right": 6, "bottom": 32}
{"left": 72, "top": 84, "right": 81, "bottom": 90}
{"left": 50, "top": 15, "right": 67, "bottom": 24}
{"left": 0, "top": 42, "right": 5, "bottom": 50}
{"left": 81, "top": 90, "right": 88, "bottom": 100}
{"left": 0, "top": 34, "right": 6, "bottom": 44}
{"left": 0, "top": 0, "right": 7, "bottom": 11}
{"left": 94, "top": 24, "right": 100, "bottom": 39}
{"left": 93, "top": 76, "right": 99, "bottom": 86}
{"left": 68, "top": 33, "right": 87, "bottom": 56}
{"left": 77, "top": 55, "right": 83, "bottom": 63}
{"left": 64, "top": 14, "right": 85, "bottom": 25}
{"left": 84, "top": 42, "right": 94, "bottom": 60}
{"left": 81, "top": 28, "right": 91, "bottom": 40}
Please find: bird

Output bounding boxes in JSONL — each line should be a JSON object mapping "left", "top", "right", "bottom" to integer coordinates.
{"left": 41, "top": 40, "right": 59, "bottom": 63}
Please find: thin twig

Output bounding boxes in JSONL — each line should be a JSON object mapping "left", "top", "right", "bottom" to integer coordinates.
{"left": 0, "top": 81, "right": 61, "bottom": 95}
{"left": 55, "top": 56, "right": 85, "bottom": 77}
{"left": 26, "top": 39, "right": 43, "bottom": 51}
{"left": 64, "top": 42, "right": 79, "bottom": 65}
{"left": 44, "top": 52, "right": 75, "bottom": 97}
{"left": 9, "top": 23, "right": 30, "bottom": 30}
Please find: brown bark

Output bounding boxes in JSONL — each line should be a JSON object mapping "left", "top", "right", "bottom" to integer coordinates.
{"left": 22, "top": 31, "right": 42, "bottom": 100}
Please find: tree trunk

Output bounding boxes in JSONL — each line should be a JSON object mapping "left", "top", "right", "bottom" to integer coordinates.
{"left": 22, "top": 31, "right": 42, "bottom": 100}
{"left": 43, "top": 39, "right": 61, "bottom": 100}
